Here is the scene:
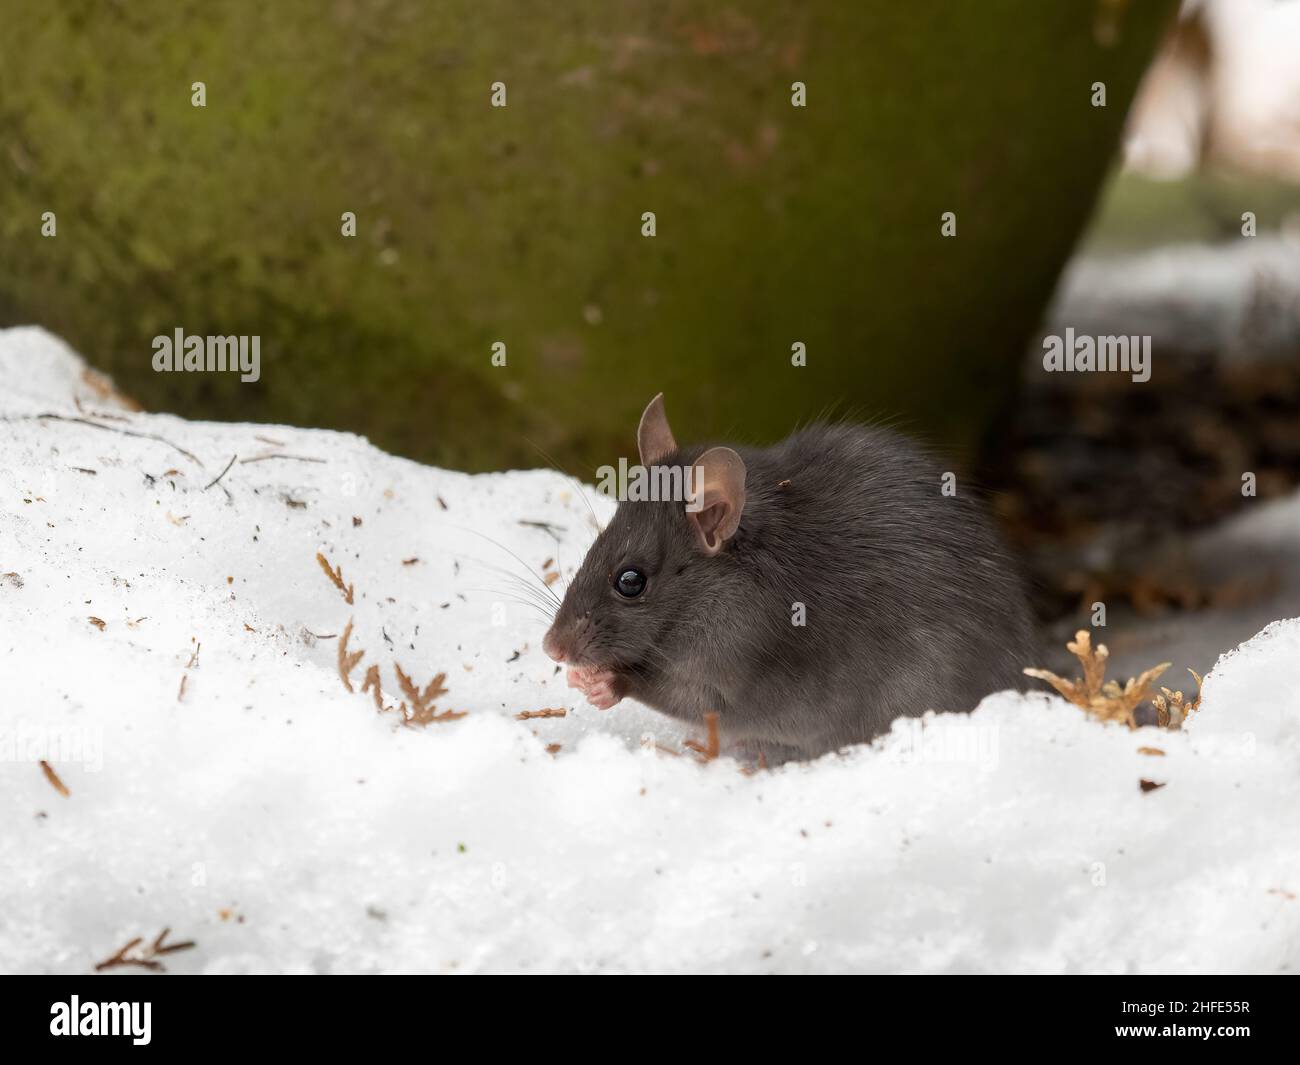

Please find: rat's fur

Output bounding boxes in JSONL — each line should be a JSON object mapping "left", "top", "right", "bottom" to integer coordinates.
{"left": 545, "top": 420, "right": 1036, "bottom": 762}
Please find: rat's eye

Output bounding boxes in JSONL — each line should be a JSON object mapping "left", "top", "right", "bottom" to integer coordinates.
{"left": 615, "top": 567, "right": 647, "bottom": 598}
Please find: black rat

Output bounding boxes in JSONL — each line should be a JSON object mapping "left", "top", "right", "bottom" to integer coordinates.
{"left": 542, "top": 394, "right": 1036, "bottom": 762}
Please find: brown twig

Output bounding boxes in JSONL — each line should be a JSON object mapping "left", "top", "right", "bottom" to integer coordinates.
{"left": 40, "top": 760, "right": 70, "bottom": 797}
{"left": 516, "top": 708, "right": 567, "bottom": 721}
{"left": 394, "top": 664, "right": 449, "bottom": 708}
{"left": 361, "top": 664, "right": 384, "bottom": 711}
{"left": 337, "top": 619, "right": 364, "bottom": 692}
{"left": 1152, "top": 669, "right": 1205, "bottom": 729}
{"left": 1024, "top": 630, "right": 1170, "bottom": 729}
{"left": 29, "top": 413, "right": 207, "bottom": 468}
{"left": 316, "top": 552, "right": 354, "bottom": 605}
{"left": 178, "top": 640, "right": 201, "bottom": 701}
{"left": 203, "top": 453, "right": 238, "bottom": 491}
{"left": 392, "top": 664, "right": 462, "bottom": 725}
{"left": 94, "top": 928, "right": 196, "bottom": 973}
{"left": 405, "top": 704, "right": 466, "bottom": 726}
{"left": 518, "top": 519, "right": 566, "bottom": 536}
{"left": 241, "top": 453, "right": 327, "bottom": 465}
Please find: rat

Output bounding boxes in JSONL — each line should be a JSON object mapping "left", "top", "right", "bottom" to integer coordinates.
{"left": 542, "top": 394, "right": 1036, "bottom": 762}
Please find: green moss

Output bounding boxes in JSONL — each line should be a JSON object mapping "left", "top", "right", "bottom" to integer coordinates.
{"left": 0, "top": 0, "right": 1175, "bottom": 471}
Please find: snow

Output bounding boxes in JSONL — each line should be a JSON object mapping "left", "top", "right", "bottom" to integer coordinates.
{"left": 2, "top": 325, "right": 1299, "bottom": 974}
{"left": 1047, "top": 235, "right": 1300, "bottom": 363}
{"left": 1099, "top": 487, "right": 1300, "bottom": 687}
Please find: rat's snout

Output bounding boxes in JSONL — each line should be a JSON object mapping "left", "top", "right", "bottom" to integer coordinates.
{"left": 542, "top": 627, "right": 569, "bottom": 663}
{"left": 544, "top": 610, "right": 592, "bottom": 664}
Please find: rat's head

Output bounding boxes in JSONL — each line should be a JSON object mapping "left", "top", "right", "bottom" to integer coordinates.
{"left": 542, "top": 394, "right": 747, "bottom": 687}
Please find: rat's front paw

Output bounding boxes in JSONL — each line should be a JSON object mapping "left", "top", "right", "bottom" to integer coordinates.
{"left": 566, "top": 665, "right": 625, "bottom": 711}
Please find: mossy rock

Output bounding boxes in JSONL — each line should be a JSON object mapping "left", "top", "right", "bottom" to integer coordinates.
{"left": 0, "top": 0, "right": 1176, "bottom": 472}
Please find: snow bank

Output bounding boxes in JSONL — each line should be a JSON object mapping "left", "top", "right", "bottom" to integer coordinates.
{"left": 2, "top": 326, "right": 1298, "bottom": 974}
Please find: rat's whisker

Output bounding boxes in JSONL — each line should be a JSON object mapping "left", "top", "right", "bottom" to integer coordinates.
{"left": 449, "top": 538, "right": 562, "bottom": 607}
{"left": 453, "top": 565, "right": 556, "bottom": 617}
{"left": 457, "top": 528, "right": 563, "bottom": 606}
{"left": 460, "top": 587, "right": 556, "bottom": 622}
{"left": 521, "top": 435, "right": 606, "bottom": 534}
{"left": 494, "top": 576, "right": 558, "bottom": 616}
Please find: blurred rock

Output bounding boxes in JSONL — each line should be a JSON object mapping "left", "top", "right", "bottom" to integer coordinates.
{"left": 0, "top": 0, "right": 1175, "bottom": 470}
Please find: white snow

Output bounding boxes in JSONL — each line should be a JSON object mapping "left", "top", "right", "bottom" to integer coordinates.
{"left": 2, "top": 326, "right": 1299, "bottom": 974}
{"left": 1046, "top": 234, "right": 1300, "bottom": 362}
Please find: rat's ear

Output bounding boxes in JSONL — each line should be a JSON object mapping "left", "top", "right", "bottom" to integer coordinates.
{"left": 686, "top": 446, "right": 746, "bottom": 555}
{"left": 637, "top": 393, "right": 678, "bottom": 466}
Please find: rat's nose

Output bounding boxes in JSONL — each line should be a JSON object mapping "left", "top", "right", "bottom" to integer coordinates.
{"left": 542, "top": 629, "right": 568, "bottom": 663}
